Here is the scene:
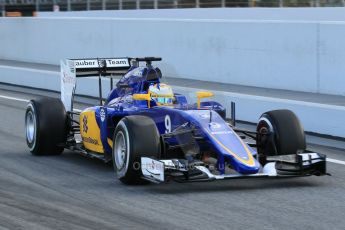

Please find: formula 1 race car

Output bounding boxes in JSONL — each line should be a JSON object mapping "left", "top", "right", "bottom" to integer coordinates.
{"left": 25, "top": 57, "right": 327, "bottom": 184}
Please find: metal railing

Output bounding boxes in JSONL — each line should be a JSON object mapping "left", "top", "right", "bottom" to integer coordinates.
{"left": 1, "top": 0, "right": 345, "bottom": 16}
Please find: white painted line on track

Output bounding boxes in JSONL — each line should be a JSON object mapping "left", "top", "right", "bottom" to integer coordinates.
{"left": 327, "top": 158, "right": 345, "bottom": 166}
{"left": 0, "top": 94, "right": 82, "bottom": 112}
{"left": 1, "top": 93, "right": 345, "bottom": 166}
{"left": 0, "top": 65, "right": 58, "bottom": 75}
{"left": 0, "top": 94, "right": 29, "bottom": 103}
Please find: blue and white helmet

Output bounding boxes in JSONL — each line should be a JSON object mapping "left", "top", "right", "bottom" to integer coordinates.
{"left": 148, "top": 83, "right": 174, "bottom": 106}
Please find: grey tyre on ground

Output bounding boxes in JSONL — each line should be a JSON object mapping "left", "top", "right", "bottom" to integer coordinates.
{"left": 112, "top": 115, "right": 161, "bottom": 185}
{"left": 25, "top": 97, "right": 68, "bottom": 155}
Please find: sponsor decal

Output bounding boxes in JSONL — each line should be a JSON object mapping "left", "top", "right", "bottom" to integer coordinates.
{"left": 68, "top": 61, "right": 75, "bottom": 73}
{"left": 209, "top": 122, "right": 221, "bottom": 129}
{"left": 74, "top": 58, "right": 129, "bottom": 69}
{"left": 143, "top": 159, "right": 164, "bottom": 174}
{"left": 75, "top": 59, "right": 98, "bottom": 68}
{"left": 106, "top": 58, "right": 129, "bottom": 67}
{"left": 98, "top": 59, "right": 106, "bottom": 68}
{"left": 100, "top": 108, "right": 106, "bottom": 122}
{"left": 82, "top": 136, "right": 99, "bottom": 145}
{"left": 62, "top": 72, "right": 76, "bottom": 84}
{"left": 141, "top": 157, "right": 165, "bottom": 181}
{"left": 60, "top": 59, "right": 76, "bottom": 111}
{"left": 150, "top": 160, "right": 156, "bottom": 170}
{"left": 83, "top": 116, "right": 88, "bottom": 133}
{"left": 211, "top": 131, "right": 233, "bottom": 135}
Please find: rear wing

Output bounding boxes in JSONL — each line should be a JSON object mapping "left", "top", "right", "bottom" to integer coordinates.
{"left": 72, "top": 58, "right": 131, "bottom": 77}
{"left": 60, "top": 57, "right": 132, "bottom": 111}
{"left": 60, "top": 57, "right": 162, "bottom": 112}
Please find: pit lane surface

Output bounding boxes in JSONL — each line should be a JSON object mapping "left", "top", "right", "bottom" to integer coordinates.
{"left": 0, "top": 85, "right": 344, "bottom": 230}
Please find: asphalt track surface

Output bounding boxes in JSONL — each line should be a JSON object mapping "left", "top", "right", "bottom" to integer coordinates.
{"left": 0, "top": 85, "right": 345, "bottom": 230}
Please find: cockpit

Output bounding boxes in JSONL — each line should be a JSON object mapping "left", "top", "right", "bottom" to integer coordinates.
{"left": 106, "top": 64, "right": 164, "bottom": 104}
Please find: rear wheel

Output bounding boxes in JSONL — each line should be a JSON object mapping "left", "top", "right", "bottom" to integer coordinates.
{"left": 256, "top": 109, "right": 306, "bottom": 164}
{"left": 112, "top": 115, "right": 161, "bottom": 185}
{"left": 25, "top": 97, "right": 68, "bottom": 155}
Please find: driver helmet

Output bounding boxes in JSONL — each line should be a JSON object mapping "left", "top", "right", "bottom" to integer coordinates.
{"left": 148, "top": 83, "right": 174, "bottom": 106}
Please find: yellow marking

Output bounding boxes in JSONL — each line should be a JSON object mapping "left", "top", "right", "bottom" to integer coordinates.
{"left": 107, "top": 138, "right": 113, "bottom": 148}
{"left": 133, "top": 93, "right": 151, "bottom": 101}
{"left": 205, "top": 129, "right": 255, "bottom": 166}
{"left": 133, "top": 93, "right": 151, "bottom": 108}
{"left": 80, "top": 110, "right": 104, "bottom": 153}
{"left": 196, "top": 91, "right": 214, "bottom": 109}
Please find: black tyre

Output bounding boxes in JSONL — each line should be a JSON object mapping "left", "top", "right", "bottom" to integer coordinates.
{"left": 25, "top": 97, "right": 68, "bottom": 155}
{"left": 256, "top": 109, "right": 306, "bottom": 158}
{"left": 112, "top": 115, "right": 161, "bottom": 185}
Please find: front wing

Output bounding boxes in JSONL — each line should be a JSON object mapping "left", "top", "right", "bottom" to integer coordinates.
{"left": 141, "top": 152, "right": 327, "bottom": 183}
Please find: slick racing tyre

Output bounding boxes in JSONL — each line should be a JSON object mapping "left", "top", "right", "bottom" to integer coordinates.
{"left": 256, "top": 109, "right": 306, "bottom": 162}
{"left": 25, "top": 97, "right": 68, "bottom": 155}
{"left": 112, "top": 115, "right": 161, "bottom": 185}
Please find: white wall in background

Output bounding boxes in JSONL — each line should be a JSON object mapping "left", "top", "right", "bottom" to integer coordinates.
{"left": 0, "top": 17, "right": 345, "bottom": 96}
{"left": 2, "top": 65, "right": 345, "bottom": 137}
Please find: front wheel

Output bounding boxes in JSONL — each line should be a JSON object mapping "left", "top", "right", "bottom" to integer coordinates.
{"left": 112, "top": 116, "right": 161, "bottom": 185}
{"left": 256, "top": 109, "right": 306, "bottom": 164}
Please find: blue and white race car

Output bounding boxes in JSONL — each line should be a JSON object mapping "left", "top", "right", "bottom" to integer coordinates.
{"left": 25, "top": 57, "right": 327, "bottom": 184}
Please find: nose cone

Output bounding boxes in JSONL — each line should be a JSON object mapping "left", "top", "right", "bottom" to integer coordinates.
{"left": 206, "top": 121, "right": 261, "bottom": 174}
{"left": 184, "top": 109, "right": 261, "bottom": 175}
{"left": 214, "top": 132, "right": 260, "bottom": 174}
{"left": 229, "top": 155, "right": 260, "bottom": 174}
{"left": 205, "top": 118, "right": 260, "bottom": 174}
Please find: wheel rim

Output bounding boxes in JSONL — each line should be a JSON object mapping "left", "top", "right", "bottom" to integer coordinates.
{"left": 257, "top": 116, "right": 277, "bottom": 156}
{"left": 25, "top": 110, "right": 36, "bottom": 144}
{"left": 114, "top": 131, "right": 127, "bottom": 170}
{"left": 258, "top": 117, "right": 273, "bottom": 134}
